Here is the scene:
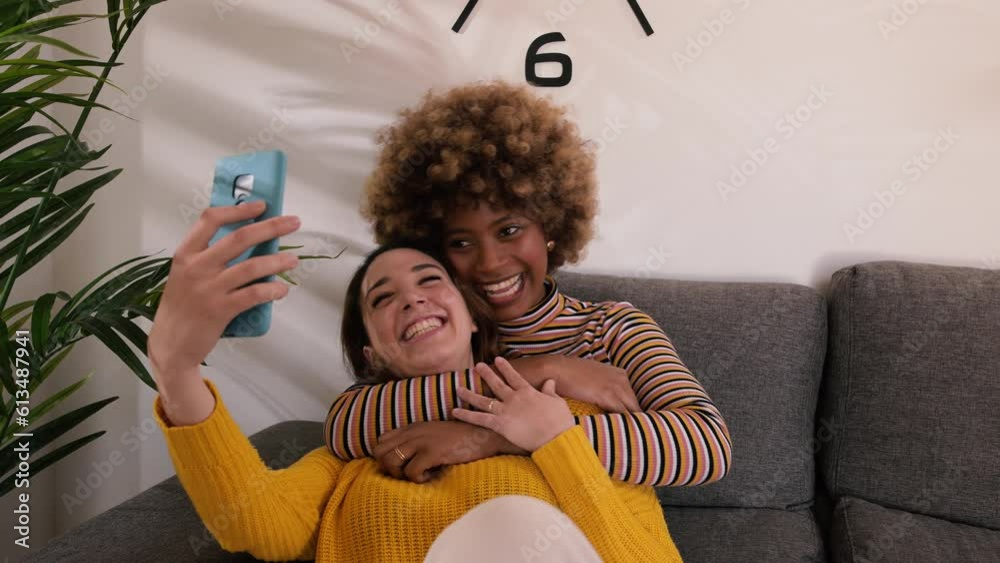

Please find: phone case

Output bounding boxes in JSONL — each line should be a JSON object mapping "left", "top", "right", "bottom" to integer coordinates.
{"left": 208, "top": 150, "right": 287, "bottom": 337}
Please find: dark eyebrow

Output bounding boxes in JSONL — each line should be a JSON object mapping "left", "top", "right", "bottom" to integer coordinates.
{"left": 444, "top": 214, "right": 518, "bottom": 236}
{"left": 365, "top": 263, "right": 446, "bottom": 300}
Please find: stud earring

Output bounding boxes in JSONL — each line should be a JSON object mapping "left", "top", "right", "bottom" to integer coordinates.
{"left": 546, "top": 240, "right": 555, "bottom": 251}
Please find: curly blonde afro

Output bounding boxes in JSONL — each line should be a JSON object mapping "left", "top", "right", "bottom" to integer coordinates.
{"left": 361, "top": 80, "right": 598, "bottom": 271}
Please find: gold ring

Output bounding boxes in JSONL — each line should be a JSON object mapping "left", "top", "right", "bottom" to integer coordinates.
{"left": 487, "top": 399, "right": 495, "bottom": 412}
{"left": 393, "top": 447, "right": 407, "bottom": 462}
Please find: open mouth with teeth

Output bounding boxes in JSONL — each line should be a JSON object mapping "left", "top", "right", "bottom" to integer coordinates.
{"left": 400, "top": 316, "right": 448, "bottom": 344}
{"left": 480, "top": 273, "right": 524, "bottom": 304}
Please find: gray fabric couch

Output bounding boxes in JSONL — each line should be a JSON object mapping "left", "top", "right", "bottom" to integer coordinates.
{"left": 25, "top": 260, "right": 1000, "bottom": 562}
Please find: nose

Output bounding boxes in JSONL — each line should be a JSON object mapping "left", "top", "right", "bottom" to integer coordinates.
{"left": 475, "top": 240, "right": 507, "bottom": 275}
{"left": 400, "top": 290, "right": 427, "bottom": 310}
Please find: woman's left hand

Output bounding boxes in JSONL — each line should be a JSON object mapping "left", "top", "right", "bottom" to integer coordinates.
{"left": 453, "top": 357, "right": 575, "bottom": 452}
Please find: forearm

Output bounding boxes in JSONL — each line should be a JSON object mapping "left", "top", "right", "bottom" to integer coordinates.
{"left": 505, "top": 353, "right": 733, "bottom": 486}
{"left": 596, "top": 304, "right": 734, "bottom": 486}
{"left": 154, "top": 378, "right": 343, "bottom": 561}
{"left": 577, "top": 406, "right": 732, "bottom": 486}
{"left": 325, "top": 370, "right": 485, "bottom": 460}
{"left": 152, "top": 364, "right": 216, "bottom": 427}
{"left": 532, "top": 426, "right": 683, "bottom": 562}
{"left": 545, "top": 356, "right": 627, "bottom": 399}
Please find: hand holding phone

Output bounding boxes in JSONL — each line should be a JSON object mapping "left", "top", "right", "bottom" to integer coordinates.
{"left": 207, "top": 150, "right": 288, "bottom": 337}
{"left": 148, "top": 202, "right": 300, "bottom": 378}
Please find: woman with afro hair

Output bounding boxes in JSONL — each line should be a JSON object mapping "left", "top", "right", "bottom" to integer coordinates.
{"left": 326, "top": 80, "right": 732, "bottom": 497}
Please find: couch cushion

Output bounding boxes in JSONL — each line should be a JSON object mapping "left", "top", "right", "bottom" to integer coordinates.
{"left": 556, "top": 271, "right": 828, "bottom": 509}
{"left": 818, "top": 261, "right": 1000, "bottom": 530}
{"left": 25, "top": 421, "right": 324, "bottom": 563}
{"left": 830, "top": 496, "right": 1000, "bottom": 563}
{"left": 663, "top": 505, "right": 825, "bottom": 562}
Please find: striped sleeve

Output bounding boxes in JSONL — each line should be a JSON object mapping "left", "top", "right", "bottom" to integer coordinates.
{"left": 577, "top": 303, "right": 733, "bottom": 487}
{"left": 323, "top": 369, "right": 483, "bottom": 459}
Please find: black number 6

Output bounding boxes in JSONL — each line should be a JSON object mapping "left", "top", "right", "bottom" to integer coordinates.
{"left": 525, "top": 32, "right": 572, "bottom": 87}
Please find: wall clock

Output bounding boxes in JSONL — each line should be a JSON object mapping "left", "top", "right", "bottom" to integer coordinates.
{"left": 450, "top": 0, "right": 654, "bottom": 87}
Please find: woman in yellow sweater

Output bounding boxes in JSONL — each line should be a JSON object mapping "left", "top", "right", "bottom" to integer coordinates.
{"left": 148, "top": 201, "right": 683, "bottom": 562}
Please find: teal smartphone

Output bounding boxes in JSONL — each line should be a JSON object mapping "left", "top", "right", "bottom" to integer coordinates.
{"left": 208, "top": 149, "right": 287, "bottom": 337}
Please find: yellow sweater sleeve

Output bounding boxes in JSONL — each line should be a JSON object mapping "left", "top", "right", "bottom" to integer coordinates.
{"left": 153, "top": 377, "right": 345, "bottom": 562}
{"left": 531, "top": 425, "right": 684, "bottom": 563}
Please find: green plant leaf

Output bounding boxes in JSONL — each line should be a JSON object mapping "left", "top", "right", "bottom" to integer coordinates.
{"left": 135, "top": 0, "right": 169, "bottom": 10}
{"left": 0, "top": 14, "right": 108, "bottom": 39}
{"left": 6, "top": 310, "right": 29, "bottom": 332}
{"left": 107, "top": 1, "right": 121, "bottom": 47}
{"left": 0, "top": 43, "right": 40, "bottom": 91}
{"left": 74, "top": 317, "right": 155, "bottom": 389}
{"left": 0, "top": 34, "right": 95, "bottom": 59}
{"left": 0, "top": 0, "right": 171, "bottom": 497}
{"left": 97, "top": 313, "right": 147, "bottom": 356}
{"left": 0, "top": 58, "right": 123, "bottom": 95}
{"left": 0, "top": 191, "right": 61, "bottom": 205}
{"left": 3, "top": 91, "right": 124, "bottom": 119}
{"left": 0, "top": 395, "right": 116, "bottom": 472}
{"left": 0, "top": 144, "right": 110, "bottom": 223}
{"left": 1, "top": 299, "right": 34, "bottom": 323}
{"left": 54, "top": 58, "right": 122, "bottom": 70}
{"left": 0, "top": 430, "right": 105, "bottom": 497}
{"left": 3, "top": 370, "right": 91, "bottom": 443}
{"left": 0, "top": 202, "right": 93, "bottom": 283}
{"left": 0, "top": 171, "right": 117, "bottom": 258}
{"left": 30, "top": 292, "right": 56, "bottom": 354}
{"left": 0, "top": 169, "right": 114, "bottom": 245}
{"left": 0, "top": 97, "right": 75, "bottom": 140}
{"left": 121, "top": 304, "right": 155, "bottom": 323}
{"left": 0, "top": 316, "right": 14, "bottom": 394}
{"left": 50, "top": 253, "right": 162, "bottom": 328}
{"left": 0, "top": 124, "right": 51, "bottom": 154}
{"left": 29, "top": 341, "right": 74, "bottom": 394}
{"left": 0, "top": 103, "right": 43, "bottom": 139}
{"left": 56, "top": 257, "right": 169, "bottom": 327}
{"left": 0, "top": 68, "right": 65, "bottom": 93}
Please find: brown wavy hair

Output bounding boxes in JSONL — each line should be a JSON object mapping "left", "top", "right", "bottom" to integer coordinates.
{"left": 341, "top": 241, "right": 501, "bottom": 384}
{"left": 361, "top": 80, "right": 599, "bottom": 272}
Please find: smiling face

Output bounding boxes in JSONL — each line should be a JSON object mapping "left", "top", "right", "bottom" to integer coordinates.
{"left": 443, "top": 203, "right": 550, "bottom": 322}
{"left": 360, "top": 249, "right": 477, "bottom": 378}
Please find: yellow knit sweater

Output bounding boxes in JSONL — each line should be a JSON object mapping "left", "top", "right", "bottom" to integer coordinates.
{"left": 153, "top": 377, "right": 683, "bottom": 562}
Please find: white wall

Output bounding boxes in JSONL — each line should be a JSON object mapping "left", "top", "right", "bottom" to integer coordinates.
{"left": 17, "top": 0, "right": 999, "bottom": 557}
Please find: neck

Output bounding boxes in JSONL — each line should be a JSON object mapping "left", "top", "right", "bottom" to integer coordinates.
{"left": 394, "top": 348, "right": 477, "bottom": 379}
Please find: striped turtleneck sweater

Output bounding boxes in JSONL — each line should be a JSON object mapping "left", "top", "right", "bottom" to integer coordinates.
{"left": 326, "top": 276, "right": 733, "bottom": 488}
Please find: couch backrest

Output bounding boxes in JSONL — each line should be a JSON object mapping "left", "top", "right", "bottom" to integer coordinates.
{"left": 555, "top": 271, "right": 827, "bottom": 509}
{"left": 818, "top": 260, "right": 1000, "bottom": 530}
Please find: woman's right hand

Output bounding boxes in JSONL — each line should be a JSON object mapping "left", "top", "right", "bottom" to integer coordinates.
{"left": 452, "top": 357, "right": 575, "bottom": 452}
{"left": 147, "top": 200, "right": 301, "bottom": 383}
